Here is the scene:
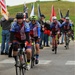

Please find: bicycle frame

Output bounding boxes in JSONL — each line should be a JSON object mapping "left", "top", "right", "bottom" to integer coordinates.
{"left": 52, "top": 34, "right": 58, "bottom": 54}
{"left": 65, "top": 33, "right": 70, "bottom": 49}
{"left": 31, "top": 39, "right": 35, "bottom": 68}
{"left": 15, "top": 43, "right": 27, "bottom": 75}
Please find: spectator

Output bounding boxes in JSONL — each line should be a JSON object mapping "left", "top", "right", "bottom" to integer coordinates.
{"left": 44, "top": 20, "right": 50, "bottom": 47}
{"left": 39, "top": 14, "right": 45, "bottom": 49}
{"left": 0, "top": 17, "right": 14, "bottom": 55}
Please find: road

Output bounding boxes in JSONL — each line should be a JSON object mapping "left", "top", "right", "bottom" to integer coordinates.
{"left": 0, "top": 41, "right": 75, "bottom": 75}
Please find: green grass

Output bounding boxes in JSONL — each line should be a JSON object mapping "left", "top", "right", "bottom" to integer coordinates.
{"left": 0, "top": 1, "right": 75, "bottom": 42}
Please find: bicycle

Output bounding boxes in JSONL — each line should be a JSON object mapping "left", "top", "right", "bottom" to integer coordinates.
{"left": 65, "top": 32, "right": 70, "bottom": 49}
{"left": 14, "top": 43, "right": 27, "bottom": 75}
{"left": 52, "top": 34, "right": 58, "bottom": 54}
{"left": 31, "top": 39, "right": 35, "bottom": 68}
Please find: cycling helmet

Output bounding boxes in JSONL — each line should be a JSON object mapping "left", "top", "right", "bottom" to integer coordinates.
{"left": 52, "top": 16, "right": 57, "bottom": 20}
{"left": 40, "top": 14, "right": 45, "bottom": 18}
{"left": 16, "top": 12, "right": 24, "bottom": 19}
{"left": 30, "top": 15, "right": 38, "bottom": 20}
{"left": 65, "top": 17, "right": 70, "bottom": 20}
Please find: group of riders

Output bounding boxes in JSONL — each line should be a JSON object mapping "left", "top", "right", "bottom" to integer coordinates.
{"left": 2, "top": 11, "right": 74, "bottom": 70}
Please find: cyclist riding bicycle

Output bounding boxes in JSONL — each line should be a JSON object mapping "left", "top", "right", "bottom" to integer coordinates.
{"left": 29, "top": 15, "right": 41, "bottom": 64}
{"left": 61, "top": 17, "right": 72, "bottom": 47}
{"left": 10, "top": 12, "right": 31, "bottom": 70}
{"left": 50, "top": 16, "right": 61, "bottom": 51}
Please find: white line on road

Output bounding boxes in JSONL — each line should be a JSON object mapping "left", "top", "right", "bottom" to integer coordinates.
{"left": 0, "top": 58, "right": 51, "bottom": 65}
{"left": 65, "top": 61, "right": 75, "bottom": 65}
{"left": 39, "top": 60, "right": 52, "bottom": 65}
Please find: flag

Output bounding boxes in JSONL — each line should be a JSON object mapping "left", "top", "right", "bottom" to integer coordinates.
{"left": 37, "top": 4, "right": 41, "bottom": 19}
{"left": 50, "top": 5, "right": 56, "bottom": 22}
{"left": 0, "top": 0, "right": 9, "bottom": 20}
{"left": 65, "top": 9, "right": 69, "bottom": 17}
{"left": 30, "top": 4, "right": 34, "bottom": 17}
{"left": 23, "top": 2, "right": 28, "bottom": 18}
{"left": 59, "top": 9, "right": 63, "bottom": 19}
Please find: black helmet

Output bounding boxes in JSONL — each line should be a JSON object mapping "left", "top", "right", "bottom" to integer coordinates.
{"left": 16, "top": 12, "right": 24, "bottom": 19}
{"left": 40, "top": 14, "right": 45, "bottom": 18}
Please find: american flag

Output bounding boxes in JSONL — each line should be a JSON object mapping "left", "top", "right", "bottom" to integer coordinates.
{"left": 0, "top": 0, "right": 8, "bottom": 20}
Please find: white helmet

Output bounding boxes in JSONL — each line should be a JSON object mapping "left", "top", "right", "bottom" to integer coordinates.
{"left": 65, "top": 17, "right": 69, "bottom": 20}
{"left": 52, "top": 16, "right": 57, "bottom": 20}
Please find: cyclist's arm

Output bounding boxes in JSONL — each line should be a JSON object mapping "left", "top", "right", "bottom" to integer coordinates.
{"left": 61, "top": 22, "right": 65, "bottom": 27}
{"left": 10, "top": 22, "right": 16, "bottom": 42}
{"left": 37, "top": 22, "right": 41, "bottom": 38}
{"left": 37, "top": 27, "right": 41, "bottom": 38}
{"left": 67, "top": 22, "right": 72, "bottom": 30}
{"left": 10, "top": 32, "right": 15, "bottom": 43}
{"left": 50, "top": 23, "right": 53, "bottom": 31}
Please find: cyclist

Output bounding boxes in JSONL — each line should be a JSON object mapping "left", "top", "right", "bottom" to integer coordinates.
{"left": 50, "top": 16, "right": 61, "bottom": 51}
{"left": 61, "top": 17, "right": 72, "bottom": 47}
{"left": 29, "top": 15, "right": 41, "bottom": 64}
{"left": 10, "top": 12, "right": 31, "bottom": 70}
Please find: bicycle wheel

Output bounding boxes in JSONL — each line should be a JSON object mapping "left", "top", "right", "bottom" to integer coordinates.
{"left": 15, "top": 53, "right": 27, "bottom": 75}
{"left": 55, "top": 47, "right": 57, "bottom": 54}
{"left": 55, "top": 40, "right": 57, "bottom": 54}
{"left": 31, "top": 45, "right": 35, "bottom": 68}
{"left": 65, "top": 35, "right": 69, "bottom": 49}
{"left": 22, "top": 53, "right": 27, "bottom": 75}
{"left": 15, "top": 55, "right": 21, "bottom": 75}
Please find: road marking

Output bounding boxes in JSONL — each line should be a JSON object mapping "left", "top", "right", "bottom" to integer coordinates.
{"left": 0, "top": 58, "right": 51, "bottom": 65}
{"left": 65, "top": 61, "right": 75, "bottom": 65}
{"left": 39, "top": 60, "right": 52, "bottom": 65}
{"left": 0, "top": 58, "right": 15, "bottom": 64}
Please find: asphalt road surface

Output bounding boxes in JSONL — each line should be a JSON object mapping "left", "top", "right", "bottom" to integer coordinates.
{"left": 0, "top": 41, "right": 75, "bottom": 75}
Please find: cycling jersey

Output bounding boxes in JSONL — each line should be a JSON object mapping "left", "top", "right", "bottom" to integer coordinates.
{"left": 50, "top": 21, "right": 61, "bottom": 35}
{"left": 29, "top": 21, "right": 41, "bottom": 38}
{"left": 10, "top": 22, "right": 30, "bottom": 42}
{"left": 61, "top": 22, "right": 72, "bottom": 32}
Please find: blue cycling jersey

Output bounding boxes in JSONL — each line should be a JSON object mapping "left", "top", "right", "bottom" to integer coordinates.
{"left": 50, "top": 21, "right": 61, "bottom": 31}
{"left": 61, "top": 22, "right": 72, "bottom": 31}
{"left": 10, "top": 22, "right": 30, "bottom": 40}
{"left": 61, "top": 22, "right": 72, "bottom": 27}
{"left": 29, "top": 21, "right": 41, "bottom": 38}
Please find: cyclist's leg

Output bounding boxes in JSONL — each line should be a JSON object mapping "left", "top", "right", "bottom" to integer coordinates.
{"left": 52, "top": 35, "right": 55, "bottom": 51}
{"left": 61, "top": 32, "right": 64, "bottom": 44}
{"left": 35, "top": 37, "right": 40, "bottom": 64}
{"left": 26, "top": 44, "right": 32, "bottom": 70}
{"left": 26, "top": 47, "right": 32, "bottom": 63}
{"left": 55, "top": 35, "right": 57, "bottom": 48}
{"left": 12, "top": 41, "right": 19, "bottom": 61}
{"left": 64, "top": 32, "right": 67, "bottom": 47}
{"left": 57, "top": 31, "right": 60, "bottom": 44}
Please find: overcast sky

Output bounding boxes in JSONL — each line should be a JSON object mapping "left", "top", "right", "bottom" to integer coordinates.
{"left": 5, "top": 0, "right": 75, "bottom": 6}
{"left": 6, "top": 0, "right": 37, "bottom": 6}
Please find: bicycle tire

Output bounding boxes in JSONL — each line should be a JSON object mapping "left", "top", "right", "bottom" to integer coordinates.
{"left": 55, "top": 39, "right": 57, "bottom": 54}
{"left": 55, "top": 47, "right": 57, "bottom": 54}
{"left": 15, "top": 55, "right": 21, "bottom": 75}
{"left": 21, "top": 53, "right": 27, "bottom": 75}
{"left": 65, "top": 34, "right": 69, "bottom": 49}
{"left": 15, "top": 53, "right": 27, "bottom": 75}
{"left": 31, "top": 45, "right": 35, "bottom": 68}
